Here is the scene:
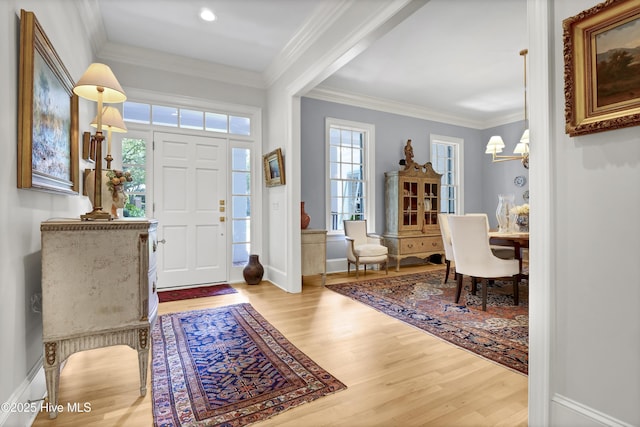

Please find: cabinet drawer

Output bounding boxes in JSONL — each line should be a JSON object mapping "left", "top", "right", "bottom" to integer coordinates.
{"left": 148, "top": 227, "right": 158, "bottom": 272}
{"left": 301, "top": 230, "right": 326, "bottom": 244}
{"left": 400, "top": 236, "right": 443, "bottom": 254}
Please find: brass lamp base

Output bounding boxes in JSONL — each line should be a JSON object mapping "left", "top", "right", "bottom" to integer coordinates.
{"left": 81, "top": 208, "right": 112, "bottom": 221}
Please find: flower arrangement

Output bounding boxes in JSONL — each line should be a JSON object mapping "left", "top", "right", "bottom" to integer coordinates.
{"left": 511, "top": 203, "right": 530, "bottom": 216}
{"left": 106, "top": 169, "right": 132, "bottom": 201}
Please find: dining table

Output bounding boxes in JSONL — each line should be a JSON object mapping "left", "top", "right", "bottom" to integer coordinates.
{"left": 488, "top": 231, "right": 529, "bottom": 277}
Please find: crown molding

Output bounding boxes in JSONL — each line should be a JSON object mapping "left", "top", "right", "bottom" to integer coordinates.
{"left": 76, "top": 0, "right": 107, "bottom": 57}
{"left": 306, "top": 86, "right": 519, "bottom": 130}
{"left": 96, "top": 42, "right": 266, "bottom": 89}
{"left": 263, "top": 0, "right": 353, "bottom": 87}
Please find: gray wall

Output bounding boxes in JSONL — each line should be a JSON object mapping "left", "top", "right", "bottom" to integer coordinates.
{"left": 300, "top": 97, "right": 528, "bottom": 252}
{"left": 481, "top": 121, "right": 531, "bottom": 228}
{"left": 549, "top": 1, "right": 640, "bottom": 424}
{"left": 1, "top": 0, "right": 96, "bottom": 415}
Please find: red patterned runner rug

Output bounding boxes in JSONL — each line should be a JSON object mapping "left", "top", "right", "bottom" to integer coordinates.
{"left": 327, "top": 270, "right": 528, "bottom": 374}
{"left": 157, "top": 284, "right": 237, "bottom": 303}
{"left": 151, "top": 303, "right": 346, "bottom": 426}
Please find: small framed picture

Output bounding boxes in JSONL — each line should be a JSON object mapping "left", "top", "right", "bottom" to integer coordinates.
{"left": 263, "top": 148, "right": 285, "bottom": 187}
{"left": 563, "top": 0, "right": 640, "bottom": 136}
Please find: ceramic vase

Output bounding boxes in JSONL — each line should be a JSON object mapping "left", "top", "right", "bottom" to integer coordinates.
{"left": 516, "top": 214, "right": 529, "bottom": 232}
{"left": 496, "top": 194, "right": 515, "bottom": 233}
{"left": 243, "top": 254, "right": 264, "bottom": 285}
{"left": 301, "top": 201, "right": 311, "bottom": 229}
{"left": 85, "top": 170, "right": 126, "bottom": 219}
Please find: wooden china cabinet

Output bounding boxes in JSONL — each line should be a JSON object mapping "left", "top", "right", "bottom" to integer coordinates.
{"left": 383, "top": 141, "right": 444, "bottom": 270}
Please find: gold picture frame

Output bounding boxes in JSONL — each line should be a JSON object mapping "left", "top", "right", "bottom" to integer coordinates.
{"left": 82, "top": 131, "right": 96, "bottom": 163}
{"left": 263, "top": 148, "right": 285, "bottom": 187}
{"left": 563, "top": 0, "right": 640, "bottom": 137}
{"left": 18, "top": 9, "right": 79, "bottom": 194}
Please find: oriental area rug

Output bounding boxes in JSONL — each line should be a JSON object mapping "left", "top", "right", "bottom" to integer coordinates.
{"left": 151, "top": 303, "right": 346, "bottom": 427}
{"left": 157, "top": 284, "right": 237, "bottom": 303}
{"left": 327, "top": 270, "right": 528, "bottom": 374}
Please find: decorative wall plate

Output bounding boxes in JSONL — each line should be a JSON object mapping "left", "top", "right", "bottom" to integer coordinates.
{"left": 523, "top": 190, "right": 529, "bottom": 202}
{"left": 514, "top": 175, "right": 527, "bottom": 187}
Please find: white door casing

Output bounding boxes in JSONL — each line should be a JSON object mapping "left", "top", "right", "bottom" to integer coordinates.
{"left": 154, "top": 132, "right": 228, "bottom": 288}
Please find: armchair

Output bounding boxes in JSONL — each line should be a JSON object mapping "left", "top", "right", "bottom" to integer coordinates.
{"left": 344, "top": 220, "right": 389, "bottom": 278}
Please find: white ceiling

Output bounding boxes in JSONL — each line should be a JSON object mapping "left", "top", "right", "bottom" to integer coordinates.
{"left": 96, "top": 0, "right": 527, "bottom": 129}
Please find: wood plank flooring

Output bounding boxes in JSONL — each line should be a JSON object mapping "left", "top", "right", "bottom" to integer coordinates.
{"left": 32, "top": 264, "right": 527, "bottom": 426}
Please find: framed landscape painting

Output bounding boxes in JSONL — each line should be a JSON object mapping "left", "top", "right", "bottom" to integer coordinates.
{"left": 263, "top": 148, "right": 285, "bottom": 187}
{"left": 563, "top": 0, "right": 640, "bottom": 136}
{"left": 18, "top": 9, "right": 79, "bottom": 194}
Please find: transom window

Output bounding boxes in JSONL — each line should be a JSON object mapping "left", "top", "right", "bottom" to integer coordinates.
{"left": 123, "top": 101, "right": 251, "bottom": 136}
{"left": 326, "top": 118, "right": 375, "bottom": 233}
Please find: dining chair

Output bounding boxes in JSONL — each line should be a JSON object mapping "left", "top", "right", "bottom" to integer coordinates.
{"left": 437, "top": 213, "right": 455, "bottom": 284}
{"left": 344, "top": 220, "right": 389, "bottom": 278}
{"left": 447, "top": 215, "right": 520, "bottom": 311}
{"left": 466, "top": 213, "right": 516, "bottom": 259}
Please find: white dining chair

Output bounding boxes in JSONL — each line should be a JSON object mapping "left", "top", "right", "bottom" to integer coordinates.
{"left": 447, "top": 215, "right": 520, "bottom": 311}
{"left": 466, "top": 213, "right": 516, "bottom": 259}
{"left": 437, "top": 213, "right": 455, "bottom": 284}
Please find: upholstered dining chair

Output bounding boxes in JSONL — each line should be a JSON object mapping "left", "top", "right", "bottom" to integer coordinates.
{"left": 344, "top": 220, "right": 388, "bottom": 278}
{"left": 438, "top": 213, "right": 455, "bottom": 284}
{"left": 466, "top": 213, "right": 516, "bottom": 260}
{"left": 447, "top": 215, "right": 520, "bottom": 311}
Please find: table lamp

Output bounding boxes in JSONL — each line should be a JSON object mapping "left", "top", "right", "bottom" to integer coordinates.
{"left": 90, "top": 106, "right": 128, "bottom": 169}
{"left": 73, "top": 63, "right": 126, "bottom": 220}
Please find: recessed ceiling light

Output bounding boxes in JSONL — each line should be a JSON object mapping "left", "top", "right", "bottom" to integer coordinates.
{"left": 199, "top": 8, "right": 216, "bottom": 22}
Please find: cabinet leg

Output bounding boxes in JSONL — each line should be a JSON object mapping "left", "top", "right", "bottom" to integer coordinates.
{"left": 137, "top": 327, "right": 150, "bottom": 396}
{"left": 44, "top": 364, "right": 60, "bottom": 419}
{"left": 137, "top": 348, "right": 149, "bottom": 397}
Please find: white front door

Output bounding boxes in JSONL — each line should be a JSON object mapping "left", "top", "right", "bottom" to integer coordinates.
{"left": 154, "top": 132, "right": 227, "bottom": 288}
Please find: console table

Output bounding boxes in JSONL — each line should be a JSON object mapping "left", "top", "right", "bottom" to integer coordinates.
{"left": 40, "top": 219, "right": 158, "bottom": 418}
{"left": 301, "top": 229, "right": 327, "bottom": 285}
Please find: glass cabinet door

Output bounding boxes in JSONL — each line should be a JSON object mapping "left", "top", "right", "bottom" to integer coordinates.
{"left": 422, "top": 181, "right": 439, "bottom": 227}
{"left": 401, "top": 180, "right": 420, "bottom": 230}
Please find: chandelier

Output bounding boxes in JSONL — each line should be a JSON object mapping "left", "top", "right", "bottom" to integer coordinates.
{"left": 485, "top": 49, "right": 530, "bottom": 169}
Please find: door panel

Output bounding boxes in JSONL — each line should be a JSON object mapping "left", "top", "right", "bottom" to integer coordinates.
{"left": 154, "top": 132, "right": 227, "bottom": 288}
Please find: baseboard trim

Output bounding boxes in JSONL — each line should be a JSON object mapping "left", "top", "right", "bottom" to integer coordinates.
{"left": 0, "top": 358, "right": 46, "bottom": 427}
{"left": 551, "top": 393, "right": 633, "bottom": 427}
{"left": 327, "top": 258, "right": 347, "bottom": 273}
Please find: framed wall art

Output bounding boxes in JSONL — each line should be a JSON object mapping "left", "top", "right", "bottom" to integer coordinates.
{"left": 563, "top": 0, "right": 640, "bottom": 136}
{"left": 82, "top": 131, "right": 96, "bottom": 163}
{"left": 17, "top": 9, "right": 79, "bottom": 194}
{"left": 263, "top": 148, "right": 285, "bottom": 187}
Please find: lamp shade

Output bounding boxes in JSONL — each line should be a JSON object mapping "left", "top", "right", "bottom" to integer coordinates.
{"left": 91, "top": 106, "right": 127, "bottom": 133}
{"left": 73, "top": 63, "right": 126, "bottom": 103}
{"left": 520, "top": 128, "right": 530, "bottom": 143}
{"left": 485, "top": 135, "right": 505, "bottom": 154}
{"left": 513, "top": 142, "right": 529, "bottom": 155}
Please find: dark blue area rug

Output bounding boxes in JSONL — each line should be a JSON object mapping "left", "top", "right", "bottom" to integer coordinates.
{"left": 151, "top": 303, "right": 346, "bottom": 426}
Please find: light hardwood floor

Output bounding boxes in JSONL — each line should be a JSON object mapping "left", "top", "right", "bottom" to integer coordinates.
{"left": 32, "top": 264, "right": 527, "bottom": 426}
